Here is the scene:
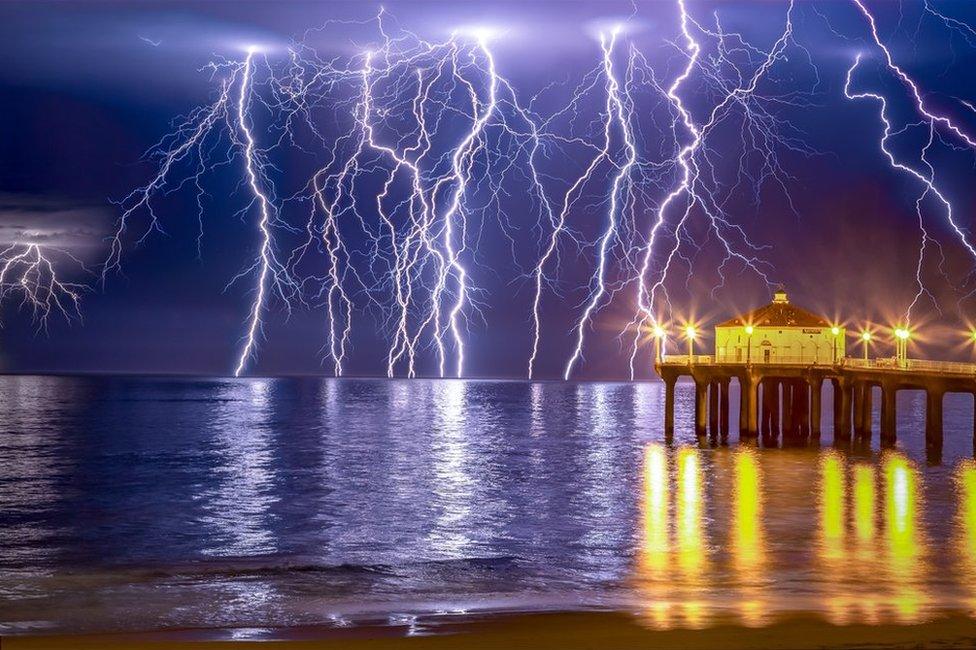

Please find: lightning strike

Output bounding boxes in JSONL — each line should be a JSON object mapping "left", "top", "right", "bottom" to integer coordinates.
{"left": 562, "top": 29, "right": 636, "bottom": 380}
{"left": 0, "top": 243, "right": 88, "bottom": 332}
{"left": 848, "top": 0, "right": 976, "bottom": 321}
{"left": 105, "top": 3, "right": 899, "bottom": 380}
{"left": 233, "top": 49, "right": 281, "bottom": 377}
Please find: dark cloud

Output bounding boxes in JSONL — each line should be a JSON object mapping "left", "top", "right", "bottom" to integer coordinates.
{"left": 0, "top": 194, "right": 109, "bottom": 256}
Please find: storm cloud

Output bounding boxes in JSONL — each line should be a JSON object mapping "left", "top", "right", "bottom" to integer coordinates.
{"left": 0, "top": 194, "right": 109, "bottom": 256}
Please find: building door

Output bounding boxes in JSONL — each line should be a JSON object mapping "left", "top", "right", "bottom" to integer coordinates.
{"left": 763, "top": 349, "right": 771, "bottom": 364}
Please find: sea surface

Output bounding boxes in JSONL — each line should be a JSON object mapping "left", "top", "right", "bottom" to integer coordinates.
{"left": 2, "top": 375, "right": 976, "bottom": 636}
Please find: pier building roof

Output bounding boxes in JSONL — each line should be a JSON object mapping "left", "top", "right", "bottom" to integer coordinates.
{"left": 716, "top": 289, "right": 830, "bottom": 329}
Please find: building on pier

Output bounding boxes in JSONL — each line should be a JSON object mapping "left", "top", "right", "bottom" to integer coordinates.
{"left": 655, "top": 288, "right": 976, "bottom": 464}
{"left": 714, "top": 288, "right": 845, "bottom": 365}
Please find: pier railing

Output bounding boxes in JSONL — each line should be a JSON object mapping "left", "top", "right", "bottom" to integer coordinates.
{"left": 659, "top": 354, "right": 976, "bottom": 375}
{"left": 660, "top": 354, "right": 836, "bottom": 366}
{"left": 842, "top": 357, "right": 976, "bottom": 375}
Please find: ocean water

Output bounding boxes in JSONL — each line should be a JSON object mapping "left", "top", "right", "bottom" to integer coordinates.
{"left": 1, "top": 375, "right": 976, "bottom": 635}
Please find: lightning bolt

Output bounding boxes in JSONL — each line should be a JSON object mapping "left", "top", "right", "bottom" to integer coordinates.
{"left": 625, "top": 0, "right": 797, "bottom": 379}
{"left": 233, "top": 49, "right": 287, "bottom": 377}
{"left": 440, "top": 35, "right": 498, "bottom": 378}
{"left": 847, "top": 0, "right": 976, "bottom": 321}
{"left": 562, "top": 28, "right": 637, "bottom": 380}
{"left": 0, "top": 243, "right": 89, "bottom": 332}
{"left": 105, "top": 5, "right": 831, "bottom": 381}
{"left": 108, "top": 49, "right": 299, "bottom": 377}
{"left": 306, "top": 19, "right": 533, "bottom": 379}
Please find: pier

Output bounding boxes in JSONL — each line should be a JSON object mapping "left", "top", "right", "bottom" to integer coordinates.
{"left": 656, "top": 356, "right": 976, "bottom": 456}
{"left": 653, "top": 290, "right": 976, "bottom": 460}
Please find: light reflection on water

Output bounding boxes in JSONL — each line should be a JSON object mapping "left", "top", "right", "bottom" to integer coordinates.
{"left": 731, "top": 448, "right": 765, "bottom": 627}
{"left": 815, "top": 452, "right": 930, "bottom": 625}
{"left": 956, "top": 460, "right": 976, "bottom": 613}
{"left": 3, "top": 377, "right": 976, "bottom": 634}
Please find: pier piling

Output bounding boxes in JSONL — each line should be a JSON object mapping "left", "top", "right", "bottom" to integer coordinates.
{"left": 810, "top": 379, "right": 822, "bottom": 437}
{"left": 709, "top": 381, "right": 720, "bottom": 437}
{"left": 695, "top": 380, "right": 707, "bottom": 437}
{"left": 655, "top": 355, "right": 975, "bottom": 460}
{"left": 881, "top": 382, "right": 897, "bottom": 445}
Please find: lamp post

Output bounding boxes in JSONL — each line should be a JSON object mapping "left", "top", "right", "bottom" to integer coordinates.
{"left": 652, "top": 325, "right": 666, "bottom": 363}
{"left": 685, "top": 325, "right": 697, "bottom": 364}
{"left": 860, "top": 330, "right": 872, "bottom": 361}
{"left": 970, "top": 330, "right": 976, "bottom": 370}
{"left": 894, "top": 327, "right": 910, "bottom": 368}
{"left": 745, "top": 324, "right": 754, "bottom": 365}
{"left": 830, "top": 325, "right": 840, "bottom": 364}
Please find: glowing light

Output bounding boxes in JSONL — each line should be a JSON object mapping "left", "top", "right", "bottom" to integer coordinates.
{"left": 894, "top": 327, "right": 911, "bottom": 341}
{"left": 861, "top": 331, "right": 873, "bottom": 342}
{"left": 831, "top": 326, "right": 840, "bottom": 336}
{"left": 652, "top": 325, "right": 666, "bottom": 338}
{"left": 745, "top": 325, "right": 754, "bottom": 335}
{"left": 451, "top": 25, "right": 504, "bottom": 43}
{"left": 684, "top": 325, "right": 697, "bottom": 340}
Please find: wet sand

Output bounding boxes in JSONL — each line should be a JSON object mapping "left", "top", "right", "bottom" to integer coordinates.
{"left": 7, "top": 611, "right": 976, "bottom": 650}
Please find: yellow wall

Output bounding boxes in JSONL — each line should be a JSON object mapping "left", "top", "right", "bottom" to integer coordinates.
{"left": 714, "top": 325, "right": 846, "bottom": 364}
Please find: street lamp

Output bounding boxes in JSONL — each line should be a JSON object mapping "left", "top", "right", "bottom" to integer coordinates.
{"left": 860, "top": 330, "right": 872, "bottom": 361}
{"left": 685, "top": 325, "right": 697, "bottom": 363}
{"left": 894, "top": 326, "right": 911, "bottom": 367}
{"left": 744, "top": 324, "right": 754, "bottom": 365}
{"left": 830, "top": 325, "right": 840, "bottom": 364}
{"left": 652, "top": 325, "right": 666, "bottom": 363}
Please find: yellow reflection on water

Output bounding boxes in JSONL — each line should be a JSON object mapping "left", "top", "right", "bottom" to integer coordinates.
{"left": 676, "top": 447, "right": 707, "bottom": 627}
{"left": 955, "top": 460, "right": 976, "bottom": 612}
{"left": 818, "top": 451, "right": 849, "bottom": 624}
{"left": 958, "top": 460, "right": 976, "bottom": 557}
{"left": 820, "top": 452, "right": 846, "bottom": 561}
{"left": 677, "top": 447, "right": 706, "bottom": 579}
{"left": 642, "top": 444, "right": 669, "bottom": 576}
{"left": 637, "top": 443, "right": 672, "bottom": 629}
{"left": 851, "top": 464, "right": 880, "bottom": 624}
{"left": 732, "top": 448, "right": 766, "bottom": 626}
{"left": 635, "top": 445, "right": 710, "bottom": 629}
{"left": 853, "top": 465, "right": 876, "bottom": 547}
{"left": 882, "top": 453, "right": 926, "bottom": 623}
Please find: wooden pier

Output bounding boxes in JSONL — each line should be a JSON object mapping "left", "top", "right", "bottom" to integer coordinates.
{"left": 655, "top": 355, "right": 976, "bottom": 459}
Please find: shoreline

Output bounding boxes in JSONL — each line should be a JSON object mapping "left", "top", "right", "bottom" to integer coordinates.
{"left": 7, "top": 611, "right": 976, "bottom": 649}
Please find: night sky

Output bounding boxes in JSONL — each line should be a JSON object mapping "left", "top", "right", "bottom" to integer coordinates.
{"left": 3, "top": 0, "right": 976, "bottom": 379}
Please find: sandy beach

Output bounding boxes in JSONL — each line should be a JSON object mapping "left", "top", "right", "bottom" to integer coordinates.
{"left": 7, "top": 611, "right": 976, "bottom": 650}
